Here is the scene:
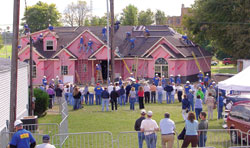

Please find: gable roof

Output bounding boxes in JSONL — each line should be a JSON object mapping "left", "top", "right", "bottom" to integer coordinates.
{"left": 19, "top": 25, "right": 212, "bottom": 60}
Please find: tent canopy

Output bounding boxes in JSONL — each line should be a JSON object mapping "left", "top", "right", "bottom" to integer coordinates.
{"left": 218, "top": 66, "right": 250, "bottom": 91}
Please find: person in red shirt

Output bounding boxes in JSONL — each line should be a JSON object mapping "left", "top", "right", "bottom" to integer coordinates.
{"left": 138, "top": 86, "right": 145, "bottom": 109}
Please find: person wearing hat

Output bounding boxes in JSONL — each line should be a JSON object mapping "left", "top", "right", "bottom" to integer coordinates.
{"left": 197, "top": 71, "right": 203, "bottom": 82}
{"left": 134, "top": 109, "right": 146, "bottom": 148}
{"left": 9, "top": 120, "right": 36, "bottom": 148}
{"left": 204, "top": 73, "right": 210, "bottom": 87}
{"left": 161, "top": 75, "right": 166, "bottom": 87}
{"left": 140, "top": 111, "right": 159, "bottom": 148}
{"left": 176, "top": 74, "right": 181, "bottom": 85}
{"left": 94, "top": 83, "right": 103, "bottom": 105}
{"left": 36, "top": 135, "right": 55, "bottom": 148}
{"left": 184, "top": 81, "right": 191, "bottom": 95}
{"left": 159, "top": 112, "right": 176, "bottom": 148}
{"left": 169, "top": 75, "right": 174, "bottom": 84}
{"left": 125, "top": 82, "right": 132, "bottom": 103}
{"left": 101, "top": 87, "right": 110, "bottom": 111}
{"left": 187, "top": 89, "right": 194, "bottom": 111}
{"left": 88, "top": 84, "right": 95, "bottom": 105}
{"left": 119, "top": 76, "right": 123, "bottom": 86}
{"left": 42, "top": 76, "right": 47, "bottom": 87}
{"left": 153, "top": 74, "right": 159, "bottom": 86}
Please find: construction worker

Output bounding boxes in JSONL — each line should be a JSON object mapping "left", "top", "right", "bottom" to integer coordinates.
{"left": 130, "top": 38, "right": 135, "bottom": 49}
{"left": 204, "top": 73, "right": 210, "bottom": 87}
{"left": 169, "top": 75, "right": 175, "bottom": 84}
{"left": 119, "top": 76, "right": 123, "bottom": 86}
{"left": 86, "top": 39, "right": 94, "bottom": 53}
{"left": 9, "top": 120, "right": 36, "bottom": 148}
{"left": 102, "top": 26, "right": 107, "bottom": 41}
{"left": 94, "top": 83, "right": 103, "bottom": 105}
{"left": 198, "top": 71, "right": 203, "bottom": 82}
{"left": 79, "top": 36, "right": 85, "bottom": 52}
{"left": 184, "top": 81, "right": 191, "bottom": 95}
{"left": 176, "top": 74, "right": 181, "bottom": 85}
{"left": 42, "top": 76, "right": 47, "bottom": 87}
{"left": 153, "top": 74, "right": 160, "bottom": 86}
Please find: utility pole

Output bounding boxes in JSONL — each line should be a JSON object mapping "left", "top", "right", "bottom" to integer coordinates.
{"left": 10, "top": 0, "right": 20, "bottom": 132}
{"left": 110, "top": 0, "right": 115, "bottom": 83}
{"left": 106, "top": 0, "right": 110, "bottom": 84}
{"left": 29, "top": 36, "right": 33, "bottom": 115}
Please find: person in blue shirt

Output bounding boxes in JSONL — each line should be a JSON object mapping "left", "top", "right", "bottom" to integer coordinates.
{"left": 102, "top": 26, "right": 107, "bottom": 41}
{"left": 42, "top": 76, "right": 47, "bottom": 87}
{"left": 176, "top": 74, "right": 181, "bottom": 85}
{"left": 198, "top": 71, "right": 203, "bottom": 82}
{"left": 204, "top": 73, "right": 210, "bottom": 87}
{"left": 48, "top": 24, "right": 53, "bottom": 31}
{"left": 217, "top": 92, "right": 224, "bottom": 119}
{"left": 86, "top": 39, "right": 94, "bottom": 53}
{"left": 10, "top": 120, "right": 36, "bottom": 148}
{"left": 79, "top": 36, "right": 85, "bottom": 52}
{"left": 119, "top": 76, "right": 123, "bottom": 86}
{"left": 153, "top": 74, "right": 160, "bottom": 86}
{"left": 101, "top": 87, "right": 109, "bottom": 111}
{"left": 187, "top": 89, "right": 194, "bottom": 111}
{"left": 119, "top": 85, "right": 126, "bottom": 106}
{"left": 161, "top": 75, "right": 166, "bottom": 87}
{"left": 184, "top": 81, "right": 191, "bottom": 95}
{"left": 133, "top": 81, "right": 140, "bottom": 102}
{"left": 169, "top": 75, "right": 175, "bottom": 84}
{"left": 94, "top": 83, "right": 103, "bottom": 105}
{"left": 130, "top": 38, "right": 135, "bottom": 49}
{"left": 181, "top": 95, "right": 190, "bottom": 121}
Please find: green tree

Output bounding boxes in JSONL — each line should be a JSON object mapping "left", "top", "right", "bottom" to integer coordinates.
{"left": 84, "top": 18, "right": 90, "bottom": 26}
{"left": 138, "top": 9, "right": 154, "bottom": 26}
{"left": 120, "top": 5, "right": 138, "bottom": 25}
{"left": 22, "top": 1, "right": 61, "bottom": 32}
{"left": 183, "top": 0, "right": 250, "bottom": 59}
{"left": 90, "top": 16, "right": 100, "bottom": 26}
{"left": 155, "top": 10, "right": 167, "bottom": 25}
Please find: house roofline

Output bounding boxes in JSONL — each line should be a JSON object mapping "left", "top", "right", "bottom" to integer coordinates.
{"left": 167, "top": 56, "right": 212, "bottom": 61}
{"left": 52, "top": 48, "right": 77, "bottom": 59}
{"left": 146, "top": 44, "right": 176, "bottom": 58}
{"left": 18, "top": 45, "right": 45, "bottom": 59}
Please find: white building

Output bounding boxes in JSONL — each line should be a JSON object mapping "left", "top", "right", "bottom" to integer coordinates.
{"left": 0, "top": 58, "right": 29, "bottom": 132}
{"left": 237, "top": 59, "right": 250, "bottom": 72}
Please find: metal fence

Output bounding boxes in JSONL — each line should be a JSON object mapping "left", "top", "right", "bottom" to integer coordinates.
{"left": 52, "top": 131, "right": 113, "bottom": 148}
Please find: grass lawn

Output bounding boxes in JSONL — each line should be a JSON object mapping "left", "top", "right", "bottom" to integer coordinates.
{"left": 0, "top": 45, "right": 12, "bottom": 58}
{"left": 38, "top": 102, "right": 236, "bottom": 148}
{"left": 211, "top": 61, "right": 237, "bottom": 74}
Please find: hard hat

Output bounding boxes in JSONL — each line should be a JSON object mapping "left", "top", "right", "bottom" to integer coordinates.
{"left": 14, "top": 120, "right": 23, "bottom": 127}
{"left": 186, "top": 81, "right": 190, "bottom": 84}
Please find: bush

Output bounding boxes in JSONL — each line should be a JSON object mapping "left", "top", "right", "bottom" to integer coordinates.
{"left": 34, "top": 88, "right": 49, "bottom": 117}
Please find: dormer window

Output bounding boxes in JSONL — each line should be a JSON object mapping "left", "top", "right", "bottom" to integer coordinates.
{"left": 46, "top": 40, "right": 54, "bottom": 50}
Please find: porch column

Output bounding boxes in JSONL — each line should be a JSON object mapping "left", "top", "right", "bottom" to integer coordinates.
{"left": 91, "top": 60, "right": 95, "bottom": 84}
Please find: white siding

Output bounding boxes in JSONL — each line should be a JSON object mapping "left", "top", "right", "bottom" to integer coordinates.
{"left": 16, "top": 67, "right": 29, "bottom": 119}
{"left": 0, "top": 66, "right": 28, "bottom": 131}
{"left": 0, "top": 71, "right": 11, "bottom": 130}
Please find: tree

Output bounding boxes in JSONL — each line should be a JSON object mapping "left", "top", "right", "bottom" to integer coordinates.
{"left": 183, "top": 0, "right": 250, "bottom": 59}
{"left": 22, "top": 1, "right": 61, "bottom": 32}
{"left": 90, "top": 16, "right": 100, "bottom": 26}
{"left": 155, "top": 10, "right": 167, "bottom": 25}
{"left": 63, "top": 2, "right": 76, "bottom": 27}
{"left": 138, "top": 9, "right": 154, "bottom": 26}
{"left": 62, "top": 0, "right": 90, "bottom": 27}
{"left": 120, "top": 5, "right": 138, "bottom": 25}
{"left": 75, "top": 0, "right": 90, "bottom": 26}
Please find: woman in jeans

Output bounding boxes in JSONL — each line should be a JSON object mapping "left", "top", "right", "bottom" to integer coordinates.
{"left": 73, "top": 87, "right": 82, "bottom": 110}
{"left": 195, "top": 95, "right": 203, "bottom": 120}
{"left": 83, "top": 84, "right": 89, "bottom": 105}
{"left": 138, "top": 86, "right": 145, "bottom": 109}
{"left": 181, "top": 112, "right": 198, "bottom": 148}
{"left": 129, "top": 87, "right": 136, "bottom": 110}
{"left": 206, "top": 93, "right": 215, "bottom": 120}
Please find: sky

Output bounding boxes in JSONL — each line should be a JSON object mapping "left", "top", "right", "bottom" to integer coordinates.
{"left": 0, "top": 0, "right": 194, "bottom": 30}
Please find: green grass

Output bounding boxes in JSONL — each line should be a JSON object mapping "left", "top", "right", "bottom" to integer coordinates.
{"left": 38, "top": 102, "right": 238, "bottom": 148}
{"left": 211, "top": 61, "right": 237, "bottom": 74}
{"left": 0, "top": 45, "right": 12, "bottom": 58}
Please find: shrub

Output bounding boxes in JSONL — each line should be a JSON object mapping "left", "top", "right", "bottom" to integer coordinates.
{"left": 34, "top": 88, "right": 49, "bottom": 117}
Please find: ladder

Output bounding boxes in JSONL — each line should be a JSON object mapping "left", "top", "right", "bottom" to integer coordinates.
{"left": 96, "top": 69, "right": 103, "bottom": 84}
{"left": 191, "top": 51, "right": 204, "bottom": 76}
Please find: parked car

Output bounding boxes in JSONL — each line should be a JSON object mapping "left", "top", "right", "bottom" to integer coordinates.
{"left": 223, "top": 58, "right": 235, "bottom": 65}
{"left": 227, "top": 101, "right": 250, "bottom": 144}
{"left": 211, "top": 61, "right": 218, "bottom": 66}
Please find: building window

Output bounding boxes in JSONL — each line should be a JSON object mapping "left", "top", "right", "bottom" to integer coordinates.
{"left": 46, "top": 40, "right": 54, "bottom": 50}
{"left": 61, "top": 66, "right": 68, "bottom": 75}
{"left": 155, "top": 58, "right": 168, "bottom": 77}
{"left": 23, "top": 59, "right": 36, "bottom": 78}
{"left": 83, "top": 64, "right": 87, "bottom": 72}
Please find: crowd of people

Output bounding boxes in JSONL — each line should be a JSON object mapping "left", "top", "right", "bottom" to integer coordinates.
{"left": 134, "top": 110, "right": 208, "bottom": 148}
{"left": 40, "top": 72, "right": 225, "bottom": 117}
